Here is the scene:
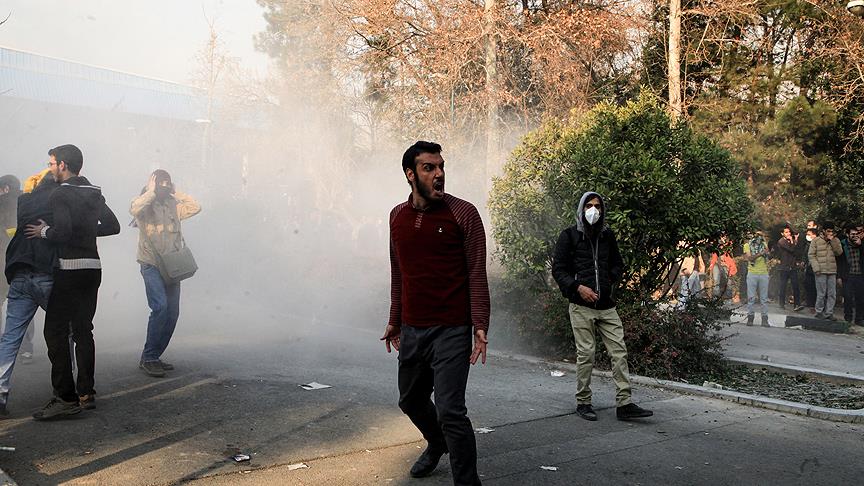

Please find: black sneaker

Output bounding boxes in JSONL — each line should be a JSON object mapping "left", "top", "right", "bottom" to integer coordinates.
{"left": 826, "top": 314, "right": 837, "bottom": 321}
{"left": 0, "top": 404, "right": 8, "bottom": 419}
{"left": 746, "top": 315, "right": 754, "bottom": 326}
{"left": 761, "top": 316, "right": 771, "bottom": 327}
{"left": 814, "top": 312, "right": 825, "bottom": 319}
{"left": 576, "top": 404, "right": 597, "bottom": 421}
{"left": 32, "top": 397, "right": 81, "bottom": 421}
{"left": 616, "top": 403, "right": 653, "bottom": 420}
{"left": 794, "top": 305, "right": 805, "bottom": 312}
{"left": 139, "top": 361, "right": 166, "bottom": 377}
{"left": 409, "top": 444, "right": 448, "bottom": 478}
{"left": 158, "top": 360, "right": 174, "bottom": 371}
{"left": 79, "top": 394, "right": 96, "bottom": 410}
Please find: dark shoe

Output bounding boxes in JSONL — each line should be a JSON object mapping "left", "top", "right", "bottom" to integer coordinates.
{"left": 32, "top": 397, "right": 81, "bottom": 420}
{"left": 794, "top": 306, "right": 805, "bottom": 312}
{"left": 0, "top": 404, "right": 8, "bottom": 419}
{"left": 814, "top": 312, "right": 825, "bottom": 319}
{"left": 746, "top": 315, "right": 754, "bottom": 326}
{"left": 761, "top": 316, "right": 771, "bottom": 327}
{"left": 826, "top": 314, "right": 837, "bottom": 321}
{"left": 409, "top": 445, "right": 448, "bottom": 478}
{"left": 576, "top": 404, "right": 597, "bottom": 421}
{"left": 617, "top": 403, "right": 653, "bottom": 420}
{"left": 158, "top": 360, "right": 174, "bottom": 371}
{"left": 20, "top": 352, "right": 34, "bottom": 364}
{"left": 140, "top": 360, "right": 166, "bottom": 377}
{"left": 79, "top": 394, "right": 96, "bottom": 410}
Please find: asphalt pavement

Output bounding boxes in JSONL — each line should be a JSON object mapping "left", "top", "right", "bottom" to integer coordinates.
{"left": 0, "top": 297, "right": 862, "bottom": 485}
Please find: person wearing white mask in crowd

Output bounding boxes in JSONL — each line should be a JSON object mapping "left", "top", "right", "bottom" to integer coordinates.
{"left": 551, "top": 192, "right": 653, "bottom": 422}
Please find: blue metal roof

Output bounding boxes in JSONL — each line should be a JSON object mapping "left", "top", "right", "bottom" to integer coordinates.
{"left": 0, "top": 46, "right": 207, "bottom": 121}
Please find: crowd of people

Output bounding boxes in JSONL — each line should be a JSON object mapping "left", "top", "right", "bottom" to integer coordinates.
{"left": 677, "top": 220, "right": 864, "bottom": 327}
{"left": 0, "top": 144, "right": 200, "bottom": 420}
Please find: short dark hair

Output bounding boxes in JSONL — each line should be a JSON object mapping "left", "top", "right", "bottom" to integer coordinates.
{"left": 48, "top": 144, "right": 83, "bottom": 175}
{"left": 401, "top": 141, "right": 442, "bottom": 175}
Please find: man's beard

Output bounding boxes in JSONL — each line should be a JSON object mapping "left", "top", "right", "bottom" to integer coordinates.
{"left": 416, "top": 179, "right": 442, "bottom": 201}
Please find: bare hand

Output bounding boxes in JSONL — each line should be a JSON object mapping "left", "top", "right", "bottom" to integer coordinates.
{"left": 577, "top": 285, "right": 599, "bottom": 303}
{"left": 470, "top": 329, "right": 488, "bottom": 365}
{"left": 24, "top": 219, "right": 47, "bottom": 239}
{"left": 380, "top": 324, "right": 401, "bottom": 353}
{"left": 147, "top": 174, "right": 157, "bottom": 193}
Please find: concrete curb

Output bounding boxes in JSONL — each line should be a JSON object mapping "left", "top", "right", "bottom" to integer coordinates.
{"left": 490, "top": 350, "right": 864, "bottom": 424}
{"left": 726, "top": 357, "right": 864, "bottom": 385}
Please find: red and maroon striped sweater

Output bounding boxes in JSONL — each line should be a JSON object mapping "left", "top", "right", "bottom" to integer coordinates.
{"left": 388, "top": 193, "right": 490, "bottom": 332}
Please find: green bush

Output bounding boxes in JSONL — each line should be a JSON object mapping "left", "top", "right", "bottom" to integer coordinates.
{"left": 489, "top": 92, "right": 754, "bottom": 378}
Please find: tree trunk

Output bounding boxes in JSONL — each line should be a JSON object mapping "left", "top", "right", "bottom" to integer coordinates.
{"left": 485, "top": 0, "right": 500, "bottom": 196}
{"left": 668, "top": 0, "right": 682, "bottom": 122}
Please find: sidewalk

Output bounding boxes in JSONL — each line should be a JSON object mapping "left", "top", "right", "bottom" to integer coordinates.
{"left": 724, "top": 303, "right": 864, "bottom": 376}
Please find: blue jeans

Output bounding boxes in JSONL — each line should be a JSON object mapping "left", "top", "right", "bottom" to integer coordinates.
{"left": 140, "top": 264, "right": 181, "bottom": 363}
{"left": 0, "top": 271, "right": 53, "bottom": 406}
{"left": 747, "top": 274, "right": 770, "bottom": 317}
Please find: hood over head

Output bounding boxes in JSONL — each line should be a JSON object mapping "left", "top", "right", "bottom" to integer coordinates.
{"left": 575, "top": 191, "right": 606, "bottom": 234}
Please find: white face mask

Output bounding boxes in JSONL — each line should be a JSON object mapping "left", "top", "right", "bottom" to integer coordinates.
{"left": 806, "top": 235, "right": 814, "bottom": 242}
{"left": 585, "top": 206, "right": 601, "bottom": 225}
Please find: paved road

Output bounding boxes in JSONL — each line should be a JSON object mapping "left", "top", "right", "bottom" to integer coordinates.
{"left": 724, "top": 304, "right": 864, "bottom": 376}
{"left": 0, "top": 298, "right": 862, "bottom": 485}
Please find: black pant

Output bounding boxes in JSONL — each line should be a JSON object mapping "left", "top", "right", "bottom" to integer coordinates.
{"left": 778, "top": 269, "right": 801, "bottom": 307}
{"left": 804, "top": 269, "right": 817, "bottom": 307}
{"left": 847, "top": 275, "right": 864, "bottom": 323}
{"left": 44, "top": 269, "right": 101, "bottom": 402}
{"left": 398, "top": 325, "right": 480, "bottom": 486}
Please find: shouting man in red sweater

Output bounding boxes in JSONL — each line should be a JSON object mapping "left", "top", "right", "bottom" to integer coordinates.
{"left": 381, "top": 141, "right": 489, "bottom": 486}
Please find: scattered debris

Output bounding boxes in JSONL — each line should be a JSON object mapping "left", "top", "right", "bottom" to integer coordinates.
{"left": 232, "top": 454, "right": 251, "bottom": 462}
{"left": 656, "top": 430, "right": 666, "bottom": 434}
{"left": 788, "top": 325, "right": 804, "bottom": 330}
{"left": 287, "top": 463, "right": 309, "bottom": 471}
{"left": 675, "top": 466, "right": 684, "bottom": 470}
{"left": 0, "top": 446, "right": 15, "bottom": 452}
{"left": 540, "top": 466, "right": 558, "bottom": 471}
{"left": 550, "top": 370, "right": 566, "bottom": 377}
{"left": 299, "top": 382, "right": 332, "bottom": 391}
{"left": 475, "top": 427, "right": 495, "bottom": 434}
{"left": 702, "top": 381, "right": 725, "bottom": 390}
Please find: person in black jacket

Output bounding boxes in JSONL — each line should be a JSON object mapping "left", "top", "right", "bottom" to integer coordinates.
{"left": 25, "top": 144, "right": 120, "bottom": 420}
{"left": 0, "top": 171, "right": 59, "bottom": 416}
{"left": 552, "top": 192, "right": 652, "bottom": 422}
{"left": 776, "top": 226, "right": 804, "bottom": 311}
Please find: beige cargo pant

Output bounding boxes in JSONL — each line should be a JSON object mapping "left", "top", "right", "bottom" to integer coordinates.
{"left": 568, "top": 303, "right": 632, "bottom": 407}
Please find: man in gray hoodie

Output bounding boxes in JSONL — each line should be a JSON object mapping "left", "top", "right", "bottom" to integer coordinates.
{"left": 551, "top": 192, "right": 653, "bottom": 422}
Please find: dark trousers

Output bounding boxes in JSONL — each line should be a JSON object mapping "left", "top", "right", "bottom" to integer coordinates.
{"left": 847, "top": 275, "right": 864, "bottom": 323}
{"left": 778, "top": 269, "right": 801, "bottom": 307}
{"left": 398, "top": 325, "right": 480, "bottom": 486}
{"left": 804, "top": 269, "right": 817, "bottom": 308}
{"left": 44, "top": 269, "right": 101, "bottom": 402}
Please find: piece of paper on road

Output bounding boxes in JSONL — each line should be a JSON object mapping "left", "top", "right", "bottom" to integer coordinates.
{"left": 550, "top": 370, "right": 565, "bottom": 377}
{"left": 299, "top": 382, "right": 332, "bottom": 391}
{"left": 540, "top": 466, "right": 559, "bottom": 471}
{"left": 288, "top": 463, "right": 309, "bottom": 471}
{"left": 475, "top": 427, "right": 495, "bottom": 434}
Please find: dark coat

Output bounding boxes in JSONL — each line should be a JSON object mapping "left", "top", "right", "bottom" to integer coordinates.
{"left": 551, "top": 192, "right": 625, "bottom": 310}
